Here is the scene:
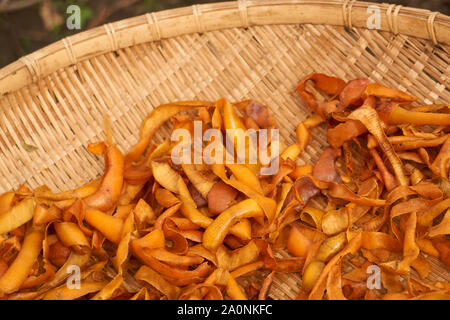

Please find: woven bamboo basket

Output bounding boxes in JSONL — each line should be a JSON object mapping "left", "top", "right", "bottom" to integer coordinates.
{"left": 0, "top": 0, "right": 449, "bottom": 299}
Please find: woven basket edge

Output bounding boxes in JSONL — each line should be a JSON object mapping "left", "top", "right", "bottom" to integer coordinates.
{"left": 0, "top": 0, "right": 449, "bottom": 97}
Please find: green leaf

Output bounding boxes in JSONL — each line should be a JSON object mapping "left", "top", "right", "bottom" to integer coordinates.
{"left": 79, "top": 5, "right": 93, "bottom": 28}
{"left": 143, "top": 0, "right": 163, "bottom": 11}
{"left": 21, "top": 141, "right": 38, "bottom": 152}
{"left": 19, "top": 37, "right": 32, "bottom": 53}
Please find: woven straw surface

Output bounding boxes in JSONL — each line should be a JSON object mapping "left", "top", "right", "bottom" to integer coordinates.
{"left": 0, "top": 0, "right": 449, "bottom": 299}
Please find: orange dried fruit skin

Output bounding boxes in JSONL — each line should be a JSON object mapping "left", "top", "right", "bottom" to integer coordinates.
{"left": 48, "top": 241, "right": 71, "bottom": 267}
{"left": 1, "top": 70, "right": 450, "bottom": 300}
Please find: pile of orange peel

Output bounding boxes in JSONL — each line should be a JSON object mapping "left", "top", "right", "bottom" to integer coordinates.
{"left": 0, "top": 73, "right": 449, "bottom": 300}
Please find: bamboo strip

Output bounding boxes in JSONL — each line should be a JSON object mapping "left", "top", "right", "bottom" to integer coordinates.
{"left": 0, "top": 0, "right": 449, "bottom": 96}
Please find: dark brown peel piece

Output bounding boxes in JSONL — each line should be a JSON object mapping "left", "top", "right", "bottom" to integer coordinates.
{"left": 207, "top": 181, "right": 239, "bottom": 215}
{"left": 312, "top": 147, "right": 342, "bottom": 183}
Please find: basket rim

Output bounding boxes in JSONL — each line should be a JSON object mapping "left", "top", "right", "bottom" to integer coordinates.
{"left": 0, "top": 0, "right": 449, "bottom": 97}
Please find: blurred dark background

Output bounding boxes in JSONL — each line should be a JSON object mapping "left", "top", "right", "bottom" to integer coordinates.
{"left": 0, "top": 0, "right": 449, "bottom": 68}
